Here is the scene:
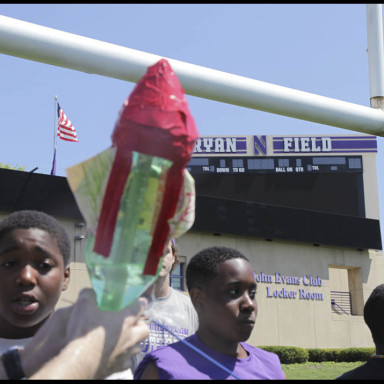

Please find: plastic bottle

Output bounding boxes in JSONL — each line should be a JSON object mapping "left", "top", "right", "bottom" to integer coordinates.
{"left": 84, "top": 150, "right": 172, "bottom": 311}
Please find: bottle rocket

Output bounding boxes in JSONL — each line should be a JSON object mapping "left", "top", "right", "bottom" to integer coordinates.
{"left": 66, "top": 59, "right": 199, "bottom": 310}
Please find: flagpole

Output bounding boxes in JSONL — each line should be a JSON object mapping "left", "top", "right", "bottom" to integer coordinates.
{"left": 50, "top": 95, "right": 58, "bottom": 175}
{"left": 54, "top": 95, "right": 58, "bottom": 150}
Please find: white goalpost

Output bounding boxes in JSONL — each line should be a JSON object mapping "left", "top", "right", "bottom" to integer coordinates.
{"left": 0, "top": 5, "right": 383, "bottom": 136}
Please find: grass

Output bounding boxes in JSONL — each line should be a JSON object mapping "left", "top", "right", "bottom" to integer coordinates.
{"left": 282, "top": 361, "right": 365, "bottom": 380}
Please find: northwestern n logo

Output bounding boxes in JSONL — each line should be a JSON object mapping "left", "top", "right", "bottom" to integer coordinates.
{"left": 253, "top": 135, "right": 267, "bottom": 155}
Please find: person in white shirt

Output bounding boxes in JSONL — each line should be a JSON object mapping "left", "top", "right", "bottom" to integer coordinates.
{"left": 123, "top": 239, "right": 198, "bottom": 378}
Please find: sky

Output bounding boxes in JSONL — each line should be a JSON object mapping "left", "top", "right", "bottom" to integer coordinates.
{"left": 0, "top": 3, "right": 383, "bottom": 245}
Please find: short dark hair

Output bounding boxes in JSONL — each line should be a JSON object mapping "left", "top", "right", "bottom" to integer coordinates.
{"left": 186, "top": 246, "right": 249, "bottom": 292}
{"left": 0, "top": 210, "right": 71, "bottom": 266}
{"left": 364, "top": 283, "right": 384, "bottom": 345}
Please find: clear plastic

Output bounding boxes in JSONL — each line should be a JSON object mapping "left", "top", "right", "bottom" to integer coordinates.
{"left": 84, "top": 151, "right": 172, "bottom": 311}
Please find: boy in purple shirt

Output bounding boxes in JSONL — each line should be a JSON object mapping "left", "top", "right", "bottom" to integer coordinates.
{"left": 134, "top": 246, "right": 285, "bottom": 380}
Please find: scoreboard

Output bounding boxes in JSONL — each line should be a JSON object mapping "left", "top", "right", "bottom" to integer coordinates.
{"left": 187, "top": 155, "right": 365, "bottom": 218}
{"left": 185, "top": 135, "right": 383, "bottom": 249}
{"left": 187, "top": 155, "right": 362, "bottom": 175}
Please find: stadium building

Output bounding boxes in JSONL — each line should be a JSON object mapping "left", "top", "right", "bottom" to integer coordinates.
{"left": 0, "top": 133, "right": 382, "bottom": 349}
{"left": 177, "top": 133, "right": 383, "bottom": 349}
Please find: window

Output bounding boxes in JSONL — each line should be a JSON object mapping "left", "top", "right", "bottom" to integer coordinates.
{"left": 330, "top": 291, "right": 352, "bottom": 315}
{"left": 329, "top": 265, "right": 364, "bottom": 316}
{"left": 170, "top": 262, "right": 185, "bottom": 291}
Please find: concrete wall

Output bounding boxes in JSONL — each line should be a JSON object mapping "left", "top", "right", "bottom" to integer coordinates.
{"left": 1, "top": 209, "right": 383, "bottom": 349}
{"left": 176, "top": 231, "right": 384, "bottom": 349}
{"left": 57, "top": 216, "right": 91, "bottom": 309}
{"left": 362, "top": 154, "right": 380, "bottom": 220}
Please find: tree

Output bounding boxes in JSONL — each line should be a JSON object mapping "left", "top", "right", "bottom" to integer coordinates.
{"left": 0, "top": 162, "right": 26, "bottom": 171}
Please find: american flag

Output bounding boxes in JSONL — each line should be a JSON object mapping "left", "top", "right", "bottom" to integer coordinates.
{"left": 57, "top": 103, "right": 78, "bottom": 142}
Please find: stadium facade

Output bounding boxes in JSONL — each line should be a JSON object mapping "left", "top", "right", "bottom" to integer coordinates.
{"left": 0, "top": 133, "right": 382, "bottom": 348}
